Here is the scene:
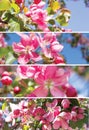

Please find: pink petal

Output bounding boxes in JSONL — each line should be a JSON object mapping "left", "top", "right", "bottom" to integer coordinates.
{"left": 43, "top": 112, "right": 54, "bottom": 122}
{"left": 43, "top": 33, "right": 57, "bottom": 44}
{"left": 51, "top": 42, "right": 63, "bottom": 52}
{"left": 46, "top": 99, "right": 58, "bottom": 108}
{"left": 12, "top": 42, "right": 25, "bottom": 53}
{"left": 45, "top": 66, "right": 57, "bottom": 79}
{"left": 32, "top": 86, "right": 48, "bottom": 97}
{"left": 17, "top": 66, "right": 28, "bottom": 79}
{"left": 34, "top": 72, "right": 44, "bottom": 85}
{"left": 50, "top": 86, "right": 66, "bottom": 97}
{"left": 61, "top": 118, "right": 69, "bottom": 129}
{"left": 42, "top": 123, "right": 52, "bottom": 130}
{"left": 53, "top": 120, "right": 61, "bottom": 129}
{"left": 18, "top": 54, "right": 30, "bottom": 64}
{"left": 27, "top": 67, "right": 36, "bottom": 78}
{"left": 29, "top": 34, "right": 39, "bottom": 49}
{"left": 17, "top": 33, "right": 30, "bottom": 47}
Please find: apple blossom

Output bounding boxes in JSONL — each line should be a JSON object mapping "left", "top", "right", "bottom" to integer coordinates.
{"left": 31, "top": 66, "right": 70, "bottom": 97}
{"left": 12, "top": 33, "right": 40, "bottom": 64}
{"left": 26, "top": 1, "right": 49, "bottom": 31}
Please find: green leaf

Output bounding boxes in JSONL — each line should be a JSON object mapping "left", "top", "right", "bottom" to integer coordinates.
{"left": 3, "top": 123, "right": 11, "bottom": 130}
{"left": 1, "top": 11, "right": 11, "bottom": 22}
{"left": 69, "top": 108, "right": 88, "bottom": 129}
{"left": 0, "top": 47, "right": 10, "bottom": 58}
{"left": 47, "top": 7, "right": 54, "bottom": 15}
{"left": 48, "top": 19, "right": 55, "bottom": 25}
{"left": 56, "top": 15, "right": 68, "bottom": 26}
{"left": 0, "top": 27, "right": 6, "bottom": 31}
{"left": 0, "top": 0, "right": 11, "bottom": 11}
{"left": 69, "top": 99, "right": 80, "bottom": 107}
{"left": 8, "top": 17, "right": 24, "bottom": 31}
{"left": 11, "top": 3, "right": 20, "bottom": 14}
{"left": 2, "top": 102, "right": 7, "bottom": 110}
{"left": 69, "top": 116, "right": 88, "bottom": 129}
{"left": 6, "top": 52, "right": 16, "bottom": 64}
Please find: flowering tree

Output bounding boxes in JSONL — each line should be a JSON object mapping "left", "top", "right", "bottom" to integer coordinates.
{"left": 0, "top": 98, "right": 88, "bottom": 130}
{"left": 0, "top": 66, "right": 78, "bottom": 97}
{"left": 0, "top": 0, "right": 72, "bottom": 32}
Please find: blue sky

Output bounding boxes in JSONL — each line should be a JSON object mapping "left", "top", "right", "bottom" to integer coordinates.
{"left": 65, "top": 0, "right": 89, "bottom": 31}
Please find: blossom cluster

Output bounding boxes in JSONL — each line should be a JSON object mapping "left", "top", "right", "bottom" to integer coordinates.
{"left": 25, "top": 1, "right": 49, "bottom": 31}
{"left": 0, "top": 0, "right": 71, "bottom": 32}
{"left": 0, "top": 33, "right": 65, "bottom": 64}
{"left": 0, "top": 66, "right": 77, "bottom": 97}
{"left": 0, "top": 98, "right": 88, "bottom": 130}
{"left": 12, "top": 33, "right": 64, "bottom": 64}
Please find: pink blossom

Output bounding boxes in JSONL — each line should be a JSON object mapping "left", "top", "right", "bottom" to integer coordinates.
{"left": 61, "top": 99, "right": 70, "bottom": 109}
{"left": 12, "top": 33, "right": 40, "bottom": 64}
{"left": 26, "top": 2, "right": 49, "bottom": 31}
{"left": 53, "top": 55, "right": 65, "bottom": 64}
{"left": 53, "top": 112, "right": 72, "bottom": 129}
{"left": 43, "top": 99, "right": 61, "bottom": 122}
{"left": 71, "top": 106, "right": 84, "bottom": 121}
{"left": 62, "top": 84, "right": 77, "bottom": 97}
{"left": 38, "top": 33, "right": 64, "bottom": 62}
{"left": 33, "top": 107, "right": 46, "bottom": 120}
{"left": 41, "top": 120, "right": 52, "bottom": 130}
{"left": 0, "top": 33, "right": 7, "bottom": 47}
{"left": 31, "top": 66, "right": 69, "bottom": 97}
{"left": 17, "top": 66, "right": 36, "bottom": 79}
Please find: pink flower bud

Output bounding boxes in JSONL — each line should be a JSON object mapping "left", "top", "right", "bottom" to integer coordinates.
{"left": 61, "top": 99, "right": 70, "bottom": 109}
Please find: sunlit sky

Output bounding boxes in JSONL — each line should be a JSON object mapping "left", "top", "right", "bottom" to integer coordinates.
{"left": 65, "top": 0, "right": 89, "bottom": 31}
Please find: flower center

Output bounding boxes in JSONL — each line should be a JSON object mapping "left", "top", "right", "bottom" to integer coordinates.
{"left": 26, "top": 46, "right": 31, "bottom": 53}
{"left": 45, "top": 79, "right": 54, "bottom": 88}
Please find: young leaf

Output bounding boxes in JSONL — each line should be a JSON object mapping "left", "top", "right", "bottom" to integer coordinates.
{"left": 6, "top": 52, "right": 16, "bottom": 64}
{"left": 23, "top": 125, "right": 29, "bottom": 130}
{"left": 0, "top": 0, "right": 11, "bottom": 11}
{"left": 0, "top": 48, "right": 10, "bottom": 58}
{"left": 11, "top": 3, "right": 20, "bottom": 14}
{"left": 8, "top": 17, "right": 23, "bottom": 31}
{"left": 50, "top": 1, "right": 61, "bottom": 11}
{"left": 56, "top": 15, "right": 68, "bottom": 26}
{"left": 2, "top": 102, "right": 7, "bottom": 110}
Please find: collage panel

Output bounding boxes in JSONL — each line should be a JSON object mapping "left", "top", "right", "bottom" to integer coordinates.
{"left": 0, "top": 65, "right": 89, "bottom": 97}
{"left": 0, "top": 32, "right": 89, "bottom": 64}
{"left": 0, "top": 0, "right": 89, "bottom": 129}
{"left": 0, "top": 0, "right": 89, "bottom": 32}
{"left": 0, "top": 98, "right": 88, "bottom": 130}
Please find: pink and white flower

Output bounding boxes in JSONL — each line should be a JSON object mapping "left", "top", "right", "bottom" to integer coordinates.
{"left": 26, "top": 2, "right": 49, "bottom": 31}
{"left": 31, "top": 66, "right": 69, "bottom": 97}
{"left": 12, "top": 33, "right": 40, "bottom": 64}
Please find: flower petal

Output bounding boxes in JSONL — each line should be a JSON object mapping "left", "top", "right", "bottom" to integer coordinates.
{"left": 12, "top": 42, "right": 25, "bottom": 53}
{"left": 18, "top": 54, "right": 30, "bottom": 64}
{"left": 50, "top": 86, "right": 66, "bottom": 97}
{"left": 32, "top": 86, "right": 48, "bottom": 97}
